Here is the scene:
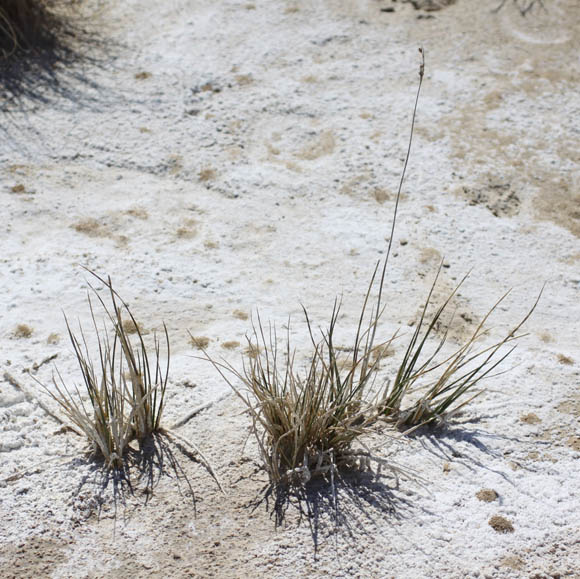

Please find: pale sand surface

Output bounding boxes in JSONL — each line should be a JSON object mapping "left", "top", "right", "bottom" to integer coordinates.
{"left": 0, "top": 0, "right": 579, "bottom": 577}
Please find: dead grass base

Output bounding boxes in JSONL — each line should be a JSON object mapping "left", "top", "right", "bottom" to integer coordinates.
{"left": 489, "top": 514, "right": 515, "bottom": 533}
{"left": 476, "top": 488, "right": 499, "bottom": 502}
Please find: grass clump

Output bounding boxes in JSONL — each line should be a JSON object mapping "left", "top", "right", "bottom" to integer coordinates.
{"left": 207, "top": 296, "right": 395, "bottom": 485}
{"left": 208, "top": 260, "right": 538, "bottom": 485}
{"left": 206, "top": 49, "right": 539, "bottom": 486}
{"left": 41, "top": 273, "right": 169, "bottom": 468}
{"left": 382, "top": 270, "right": 541, "bottom": 428}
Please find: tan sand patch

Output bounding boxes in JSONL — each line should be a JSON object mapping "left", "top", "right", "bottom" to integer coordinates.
{"left": 176, "top": 218, "right": 198, "bottom": 239}
{"left": 534, "top": 178, "right": 580, "bottom": 238}
{"left": 199, "top": 167, "right": 217, "bottom": 182}
{"left": 233, "top": 310, "right": 249, "bottom": 321}
{"left": 371, "top": 343, "right": 395, "bottom": 361}
{"left": 1, "top": 537, "right": 67, "bottom": 577}
{"left": 47, "top": 332, "right": 60, "bottom": 345}
{"left": 73, "top": 218, "right": 109, "bottom": 237}
{"left": 339, "top": 173, "right": 370, "bottom": 197}
{"left": 455, "top": 180, "right": 520, "bottom": 218}
{"left": 190, "top": 336, "right": 210, "bottom": 349}
{"left": 126, "top": 207, "right": 149, "bottom": 220}
{"left": 557, "top": 354, "right": 574, "bottom": 365}
{"left": 296, "top": 130, "right": 335, "bottom": 160}
{"left": 520, "top": 412, "right": 542, "bottom": 425}
{"left": 501, "top": 555, "right": 525, "bottom": 571}
{"left": 419, "top": 247, "right": 442, "bottom": 265}
{"left": 235, "top": 74, "right": 253, "bottom": 86}
{"left": 556, "top": 396, "right": 580, "bottom": 418}
{"left": 244, "top": 343, "right": 261, "bottom": 358}
{"left": 122, "top": 319, "right": 145, "bottom": 335}
{"left": 373, "top": 187, "right": 391, "bottom": 204}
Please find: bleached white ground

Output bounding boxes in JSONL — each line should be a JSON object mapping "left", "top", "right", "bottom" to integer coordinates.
{"left": 1, "top": 0, "right": 579, "bottom": 577}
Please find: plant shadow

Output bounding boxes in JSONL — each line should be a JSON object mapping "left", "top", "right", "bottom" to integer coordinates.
{"left": 406, "top": 419, "right": 545, "bottom": 481}
{"left": 493, "top": 0, "right": 546, "bottom": 16}
{"left": 71, "top": 432, "right": 198, "bottom": 522}
{"left": 406, "top": 420, "right": 501, "bottom": 459}
{"left": 253, "top": 467, "right": 424, "bottom": 554}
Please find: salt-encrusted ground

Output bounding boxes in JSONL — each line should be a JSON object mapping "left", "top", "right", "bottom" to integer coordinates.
{"left": 0, "top": 0, "right": 579, "bottom": 577}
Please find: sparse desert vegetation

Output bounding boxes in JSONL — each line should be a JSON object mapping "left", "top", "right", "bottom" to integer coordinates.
{"left": 38, "top": 274, "right": 170, "bottom": 467}
{"left": 207, "top": 261, "right": 540, "bottom": 485}
{"left": 204, "top": 54, "right": 541, "bottom": 486}
{"left": 1, "top": 0, "right": 579, "bottom": 576}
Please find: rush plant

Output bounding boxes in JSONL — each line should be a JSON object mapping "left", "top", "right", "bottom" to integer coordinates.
{"left": 205, "top": 49, "right": 539, "bottom": 485}
{"left": 382, "top": 271, "right": 541, "bottom": 428}
{"left": 206, "top": 293, "right": 397, "bottom": 484}
{"left": 41, "top": 274, "right": 169, "bottom": 468}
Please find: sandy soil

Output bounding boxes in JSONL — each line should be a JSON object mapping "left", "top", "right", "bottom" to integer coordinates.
{"left": 1, "top": 0, "right": 579, "bottom": 577}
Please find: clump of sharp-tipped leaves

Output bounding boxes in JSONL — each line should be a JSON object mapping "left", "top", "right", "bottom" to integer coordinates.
{"left": 41, "top": 273, "right": 169, "bottom": 469}
{"left": 382, "top": 268, "right": 541, "bottom": 428}
{"left": 206, "top": 49, "right": 540, "bottom": 484}
{"left": 206, "top": 263, "right": 397, "bottom": 485}
{"left": 207, "top": 257, "right": 539, "bottom": 485}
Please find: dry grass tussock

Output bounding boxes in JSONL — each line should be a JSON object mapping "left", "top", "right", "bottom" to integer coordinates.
{"left": 39, "top": 271, "right": 223, "bottom": 491}
{"left": 205, "top": 50, "right": 540, "bottom": 486}
{"left": 207, "top": 262, "right": 539, "bottom": 486}
{"left": 382, "top": 270, "right": 541, "bottom": 428}
{"left": 206, "top": 295, "right": 397, "bottom": 485}
{"left": 39, "top": 273, "right": 170, "bottom": 469}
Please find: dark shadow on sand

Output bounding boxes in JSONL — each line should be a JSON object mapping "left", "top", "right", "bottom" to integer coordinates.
{"left": 70, "top": 432, "right": 198, "bottom": 523}
{"left": 407, "top": 419, "right": 550, "bottom": 483}
{"left": 249, "top": 467, "right": 429, "bottom": 555}
{"left": 0, "top": 2, "right": 130, "bottom": 160}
